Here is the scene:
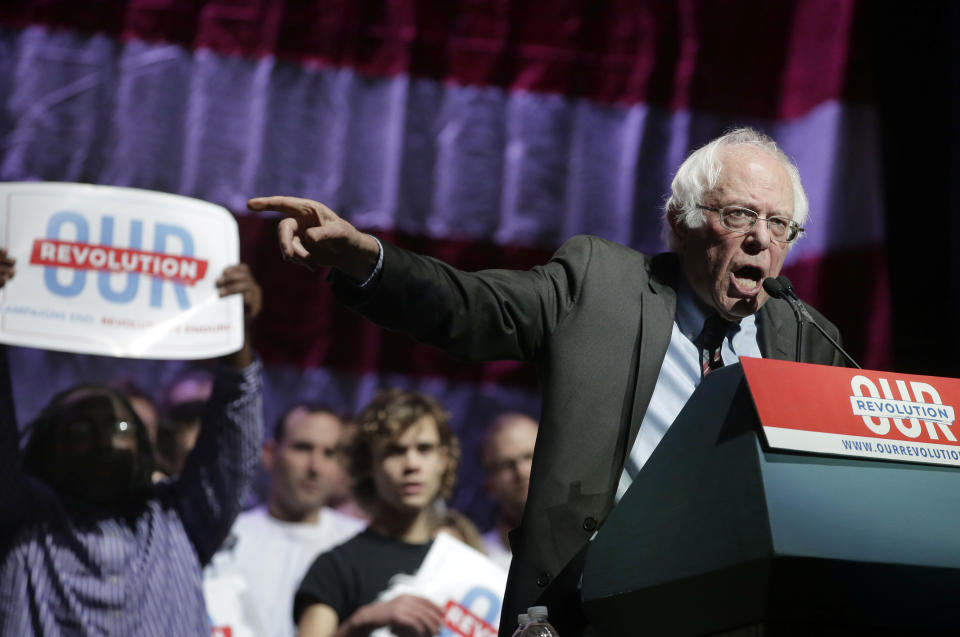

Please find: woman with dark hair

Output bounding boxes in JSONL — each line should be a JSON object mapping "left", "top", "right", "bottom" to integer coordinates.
{"left": 21, "top": 384, "right": 156, "bottom": 514}
{"left": 0, "top": 255, "right": 265, "bottom": 636}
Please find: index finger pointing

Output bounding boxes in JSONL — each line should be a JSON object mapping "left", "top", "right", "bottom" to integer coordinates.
{"left": 248, "top": 196, "right": 314, "bottom": 216}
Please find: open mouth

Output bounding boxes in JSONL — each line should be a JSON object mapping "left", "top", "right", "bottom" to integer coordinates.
{"left": 401, "top": 483, "right": 424, "bottom": 495}
{"left": 731, "top": 265, "right": 764, "bottom": 293}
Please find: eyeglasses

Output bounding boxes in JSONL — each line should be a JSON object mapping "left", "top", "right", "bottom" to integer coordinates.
{"left": 696, "top": 204, "right": 804, "bottom": 243}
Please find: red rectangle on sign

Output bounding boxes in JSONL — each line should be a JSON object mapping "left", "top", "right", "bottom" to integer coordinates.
{"left": 29, "top": 238, "right": 208, "bottom": 285}
{"left": 740, "top": 358, "right": 960, "bottom": 466}
{"left": 443, "top": 599, "right": 497, "bottom": 637}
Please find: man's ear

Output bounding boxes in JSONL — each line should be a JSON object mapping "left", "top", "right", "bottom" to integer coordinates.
{"left": 262, "top": 440, "right": 276, "bottom": 472}
{"left": 438, "top": 444, "right": 450, "bottom": 471}
{"left": 667, "top": 206, "right": 687, "bottom": 247}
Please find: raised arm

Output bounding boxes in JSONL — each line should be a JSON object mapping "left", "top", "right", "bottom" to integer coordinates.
{"left": 173, "top": 264, "right": 264, "bottom": 564}
{"left": 0, "top": 250, "right": 24, "bottom": 530}
{"left": 251, "top": 195, "right": 592, "bottom": 363}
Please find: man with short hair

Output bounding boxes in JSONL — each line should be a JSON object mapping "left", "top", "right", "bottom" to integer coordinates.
{"left": 0, "top": 259, "right": 264, "bottom": 635}
{"left": 253, "top": 127, "right": 846, "bottom": 635}
{"left": 294, "top": 389, "right": 460, "bottom": 637}
{"left": 480, "top": 412, "right": 538, "bottom": 571}
{"left": 207, "top": 404, "right": 365, "bottom": 637}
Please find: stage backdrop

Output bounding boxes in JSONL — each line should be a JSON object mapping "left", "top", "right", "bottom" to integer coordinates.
{"left": 0, "top": 0, "right": 890, "bottom": 526}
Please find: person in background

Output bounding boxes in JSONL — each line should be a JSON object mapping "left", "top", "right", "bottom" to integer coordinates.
{"left": 294, "top": 389, "right": 460, "bottom": 637}
{"left": 0, "top": 257, "right": 264, "bottom": 635}
{"left": 322, "top": 416, "right": 371, "bottom": 521}
{"left": 480, "top": 413, "right": 539, "bottom": 571}
{"left": 154, "top": 368, "right": 214, "bottom": 477}
{"left": 206, "top": 403, "right": 366, "bottom": 637}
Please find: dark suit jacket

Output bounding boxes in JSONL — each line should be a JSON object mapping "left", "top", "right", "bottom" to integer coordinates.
{"left": 332, "top": 235, "right": 844, "bottom": 636}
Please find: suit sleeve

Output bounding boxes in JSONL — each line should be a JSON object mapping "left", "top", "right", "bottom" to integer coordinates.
{"left": 330, "top": 236, "right": 596, "bottom": 362}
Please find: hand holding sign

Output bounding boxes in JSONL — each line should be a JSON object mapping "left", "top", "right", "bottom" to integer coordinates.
{"left": 0, "top": 250, "right": 15, "bottom": 287}
{"left": 349, "top": 594, "right": 445, "bottom": 637}
{"left": 369, "top": 534, "right": 507, "bottom": 637}
{"left": 247, "top": 196, "right": 381, "bottom": 283}
{"left": 215, "top": 264, "right": 261, "bottom": 370}
{"left": 216, "top": 264, "right": 262, "bottom": 323}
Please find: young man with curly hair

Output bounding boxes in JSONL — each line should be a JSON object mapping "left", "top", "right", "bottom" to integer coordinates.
{"left": 294, "top": 389, "right": 460, "bottom": 637}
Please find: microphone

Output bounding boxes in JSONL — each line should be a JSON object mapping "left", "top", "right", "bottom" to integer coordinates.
{"left": 761, "top": 276, "right": 786, "bottom": 298}
{"left": 762, "top": 275, "right": 862, "bottom": 369}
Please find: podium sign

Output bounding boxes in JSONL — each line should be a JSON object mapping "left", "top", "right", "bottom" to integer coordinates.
{"left": 742, "top": 358, "right": 960, "bottom": 467}
{"left": 583, "top": 363, "right": 960, "bottom": 636}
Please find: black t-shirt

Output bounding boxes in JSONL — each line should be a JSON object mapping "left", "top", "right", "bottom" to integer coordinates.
{"left": 293, "top": 528, "right": 432, "bottom": 624}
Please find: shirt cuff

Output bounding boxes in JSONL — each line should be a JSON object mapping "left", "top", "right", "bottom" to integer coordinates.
{"left": 357, "top": 236, "right": 384, "bottom": 289}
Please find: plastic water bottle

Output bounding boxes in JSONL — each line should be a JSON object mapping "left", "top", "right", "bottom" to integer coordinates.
{"left": 519, "top": 606, "right": 559, "bottom": 636}
{"left": 510, "top": 613, "right": 530, "bottom": 637}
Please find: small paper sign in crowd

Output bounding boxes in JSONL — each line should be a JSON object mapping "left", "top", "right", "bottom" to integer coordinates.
{"left": 372, "top": 533, "right": 508, "bottom": 637}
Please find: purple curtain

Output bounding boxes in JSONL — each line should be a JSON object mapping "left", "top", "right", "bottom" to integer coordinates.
{"left": 0, "top": 0, "right": 891, "bottom": 524}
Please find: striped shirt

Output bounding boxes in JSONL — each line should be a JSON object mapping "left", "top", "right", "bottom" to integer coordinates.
{"left": 0, "top": 357, "right": 263, "bottom": 636}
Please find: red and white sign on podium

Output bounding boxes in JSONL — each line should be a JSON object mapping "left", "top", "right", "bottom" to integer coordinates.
{"left": 741, "top": 358, "right": 959, "bottom": 467}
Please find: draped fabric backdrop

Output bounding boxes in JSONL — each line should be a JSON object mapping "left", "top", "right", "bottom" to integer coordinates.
{"left": 0, "top": 0, "right": 916, "bottom": 525}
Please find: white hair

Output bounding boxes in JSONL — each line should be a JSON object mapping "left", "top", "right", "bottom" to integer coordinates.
{"left": 663, "top": 127, "right": 808, "bottom": 251}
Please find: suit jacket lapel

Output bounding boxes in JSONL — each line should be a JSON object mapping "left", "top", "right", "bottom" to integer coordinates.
{"left": 624, "top": 254, "right": 678, "bottom": 463}
{"left": 757, "top": 298, "right": 794, "bottom": 361}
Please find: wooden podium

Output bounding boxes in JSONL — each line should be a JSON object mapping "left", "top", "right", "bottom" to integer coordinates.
{"left": 581, "top": 361, "right": 960, "bottom": 636}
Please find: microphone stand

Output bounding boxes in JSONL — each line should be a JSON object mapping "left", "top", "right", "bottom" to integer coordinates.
{"left": 765, "top": 276, "right": 862, "bottom": 369}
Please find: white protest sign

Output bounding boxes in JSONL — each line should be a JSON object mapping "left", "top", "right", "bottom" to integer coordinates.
{"left": 202, "top": 573, "right": 265, "bottom": 637}
{"left": 373, "top": 533, "right": 508, "bottom": 637}
{"left": 0, "top": 182, "right": 242, "bottom": 359}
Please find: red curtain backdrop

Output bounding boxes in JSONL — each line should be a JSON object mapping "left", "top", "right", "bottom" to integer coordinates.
{"left": 1, "top": 0, "right": 917, "bottom": 522}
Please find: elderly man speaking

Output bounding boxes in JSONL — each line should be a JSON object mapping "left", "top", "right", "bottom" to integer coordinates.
{"left": 250, "top": 127, "right": 845, "bottom": 636}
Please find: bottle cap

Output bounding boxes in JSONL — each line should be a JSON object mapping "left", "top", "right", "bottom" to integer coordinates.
{"left": 527, "top": 606, "right": 549, "bottom": 620}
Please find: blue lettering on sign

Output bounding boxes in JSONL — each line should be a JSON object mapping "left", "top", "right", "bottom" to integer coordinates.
{"left": 151, "top": 224, "right": 193, "bottom": 309}
{"left": 42, "top": 213, "right": 194, "bottom": 309}
{"left": 44, "top": 212, "right": 88, "bottom": 297}
{"left": 439, "top": 585, "right": 501, "bottom": 637}
{"left": 97, "top": 217, "right": 143, "bottom": 303}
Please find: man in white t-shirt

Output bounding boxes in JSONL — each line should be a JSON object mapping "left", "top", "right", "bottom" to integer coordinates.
{"left": 480, "top": 413, "right": 539, "bottom": 571}
{"left": 206, "top": 404, "right": 365, "bottom": 637}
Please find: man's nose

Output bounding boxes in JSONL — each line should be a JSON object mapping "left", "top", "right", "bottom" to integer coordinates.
{"left": 744, "top": 217, "right": 773, "bottom": 250}
{"left": 517, "top": 464, "right": 532, "bottom": 481}
{"left": 403, "top": 448, "right": 423, "bottom": 470}
{"left": 308, "top": 450, "right": 332, "bottom": 474}
{"left": 512, "top": 457, "right": 532, "bottom": 479}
